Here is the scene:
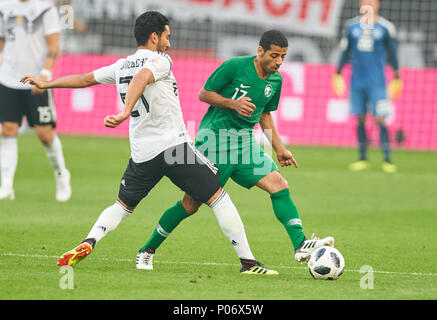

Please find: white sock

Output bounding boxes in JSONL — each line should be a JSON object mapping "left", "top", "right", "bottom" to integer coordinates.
{"left": 86, "top": 201, "right": 133, "bottom": 244}
{"left": 1, "top": 137, "right": 18, "bottom": 189}
{"left": 43, "top": 135, "right": 67, "bottom": 175}
{"left": 209, "top": 190, "right": 255, "bottom": 260}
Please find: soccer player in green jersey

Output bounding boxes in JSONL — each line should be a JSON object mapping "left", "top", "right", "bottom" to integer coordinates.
{"left": 137, "top": 30, "right": 334, "bottom": 272}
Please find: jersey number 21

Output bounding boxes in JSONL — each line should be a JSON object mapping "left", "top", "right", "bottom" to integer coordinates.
{"left": 119, "top": 76, "right": 150, "bottom": 117}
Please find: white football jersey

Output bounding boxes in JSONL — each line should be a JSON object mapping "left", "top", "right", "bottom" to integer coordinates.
{"left": 93, "top": 49, "right": 190, "bottom": 163}
{"left": 0, "top": 0, "right": 60, "bottom": 89}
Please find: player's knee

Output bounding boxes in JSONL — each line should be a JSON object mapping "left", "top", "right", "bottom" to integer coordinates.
{"left": 258, "top": 171, "right": 289, "bottom": 194}
{"left": 181, "top": 195, "right": 201, "bottom": 215}
{"left": 35, "top": 126, "right": 55, "bottom": 145}
{"left": 38, "top": 133, "right": 54, "bottom": 145}
{"left": 357, "top": 115, "right": 366, "bottom": 124}
{"left": 269, "top": 175, "right": 289, "bottom": 194}
{"left": 1, "top": 122, "right": 19, "bottom": 137}
{"left": 277, "top": 176, "right": 289, "bottom": 190}
{"left": 271, "top": 171, "right": 289, "bottom": 190}
{"left": 374, "top": 116, "right": 386, "bottom": 126}
{"left": 184, "top": 204, "right": 199, "bottom": 215}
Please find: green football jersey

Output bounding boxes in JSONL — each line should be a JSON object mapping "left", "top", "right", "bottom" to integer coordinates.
{"left": 199, "top": 55, "right": 283, "bottom": 133}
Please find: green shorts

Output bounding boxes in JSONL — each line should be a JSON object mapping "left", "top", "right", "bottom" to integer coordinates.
{"left": 195, "top": 134, "right": 279, "bottom": 189}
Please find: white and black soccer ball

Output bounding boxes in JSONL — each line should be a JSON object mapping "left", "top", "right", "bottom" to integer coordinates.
{"left": 308, "top": 246, "right": 345, "bottom": 280}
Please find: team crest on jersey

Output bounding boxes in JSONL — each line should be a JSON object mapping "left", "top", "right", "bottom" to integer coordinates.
{"left": 264, "top": 84, "right": 273, "bottom": 97}
{"left": 352, "top": 28, "right": 361, "bottom": 38}
{"left": 16, "top": 16, "right": 24, "bottom": 25}
{"left": 373, "top": 28, "right": 383, "bottom": 39}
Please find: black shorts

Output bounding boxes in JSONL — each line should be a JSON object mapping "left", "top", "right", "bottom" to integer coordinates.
{"left": 118, "top": 142, "right": 221, "bottom": 207}
{"left": 0, "top": 83, "right": 56, "bottom": 127}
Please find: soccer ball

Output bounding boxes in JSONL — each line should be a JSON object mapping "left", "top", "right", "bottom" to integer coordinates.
{"left": 308, "top": 246, "right": 345, "bottom": 280}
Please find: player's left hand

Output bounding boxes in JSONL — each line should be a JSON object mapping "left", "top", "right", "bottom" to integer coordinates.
{"left": 104, "top": 112, "right": 130, "bottom": 128}
{"left": 387, "top": 78, "right": 403, "bottom": 100}
{"left": 332, "top": 74, "right": 346, "bottom": 97}
{"left": 20, "top": 75, "right": 48, "bottom": 94}
{"left": 277, "top": 149, "right": 298, "bottom": 168}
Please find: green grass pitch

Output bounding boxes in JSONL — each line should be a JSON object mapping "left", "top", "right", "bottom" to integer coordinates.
{"left": 1, "top": 134, "right": 436, "bottom": 300}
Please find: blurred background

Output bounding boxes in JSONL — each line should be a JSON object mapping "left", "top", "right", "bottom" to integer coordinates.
{"left": 8, "top": 0, "right": 437, "bottom": 150}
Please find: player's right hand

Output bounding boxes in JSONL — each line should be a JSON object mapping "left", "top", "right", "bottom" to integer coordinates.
{"left": 20, "top": 75, "right": 49, "bottom": 90}
{"left": 104, "top": 112, "right": 130, "bottom": 128}
{"left": 277, "top": 149, "right": 298, "bottom": 168}
{"left": 232, "top": 96, "right": 256, "bottom": 118}
{"left": 332, "top": 74, "right": 346, "bottom": 97}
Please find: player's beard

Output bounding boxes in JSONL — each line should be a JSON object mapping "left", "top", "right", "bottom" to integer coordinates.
{"left": 259, "top": 54, "right": 278, "bottom": 75}
{"left": 262, "top": 60, "right": 277, "bottom": 75}
{"left": 157, "top": 40, "right": 169, "bottom": 54}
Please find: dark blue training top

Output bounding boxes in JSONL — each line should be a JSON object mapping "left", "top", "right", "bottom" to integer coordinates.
{"left": 337, "top": 16, "right": 399, "bottom": 89}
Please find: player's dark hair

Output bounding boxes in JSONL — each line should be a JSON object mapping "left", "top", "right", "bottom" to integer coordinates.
{"left": 259, "top": 30, "right": 288, "bottom": 51}
{"left": 134, "top": 11, "right": 169, "bottom": 46}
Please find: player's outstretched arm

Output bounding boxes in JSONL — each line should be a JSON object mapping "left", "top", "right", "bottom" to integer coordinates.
{"left": 259, "top": 112, "right": 298, "bottom": 168}
{"left": 332, "top": 23, "right": 352, "bottom": 98}
{"left": 386, "top": 33, "right": 403, "bottom": 100}
{"left": 104, "top": 68, "right": 155, "bottom": 128}
{"left": 20, "top": 72, "right": 98, "bottom": 89}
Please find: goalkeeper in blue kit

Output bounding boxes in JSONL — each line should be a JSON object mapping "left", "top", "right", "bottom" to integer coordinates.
{"left": 333, "top": 0, "right": 402, "bottom": 173}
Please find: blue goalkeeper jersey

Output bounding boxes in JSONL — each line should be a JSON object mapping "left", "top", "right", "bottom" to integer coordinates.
{"left": 337, "top": 16, "right": 399, "bottom": 89}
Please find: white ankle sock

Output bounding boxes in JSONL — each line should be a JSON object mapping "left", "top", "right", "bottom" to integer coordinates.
{"left": 209, "top": 190, "right": 255, "bottom": 260}
{"left": 1, "top": 137, "right": 18, "bottom": 189}
{"left": 44, "top": 135, "right": 67, "bottom": 175}
{"left": 86, "top": 201, "right": 133, "bottom": 244}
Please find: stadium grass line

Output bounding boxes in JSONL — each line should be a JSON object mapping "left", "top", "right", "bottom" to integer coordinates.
{"left": 3, "top": 252, "right": 437, "bottom": 277}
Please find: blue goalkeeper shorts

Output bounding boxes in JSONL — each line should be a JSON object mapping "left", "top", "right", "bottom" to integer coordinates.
{"left": 350, "top": 85, "right": 390, "bottom": 117}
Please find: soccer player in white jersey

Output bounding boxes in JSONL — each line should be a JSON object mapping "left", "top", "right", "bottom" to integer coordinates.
{"left": 0, "top": 0, "right": 71, "bottom": 201}
{"left": 22, "top": 11, "right": 277, "bottom": 275}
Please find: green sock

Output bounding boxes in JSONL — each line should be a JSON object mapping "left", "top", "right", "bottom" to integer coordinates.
{"left": 141, "top": 200, "right": 189, "bottom": 252}
{"left": 271, "top": 189, "right": 305, "bottom": 250}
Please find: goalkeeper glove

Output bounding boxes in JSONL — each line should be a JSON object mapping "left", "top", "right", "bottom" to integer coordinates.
{"left": 332, "top": 74, "right": 347, "bottom": 97}
{"left": 387, "top": 78, "right": 403, "bottom": 100}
